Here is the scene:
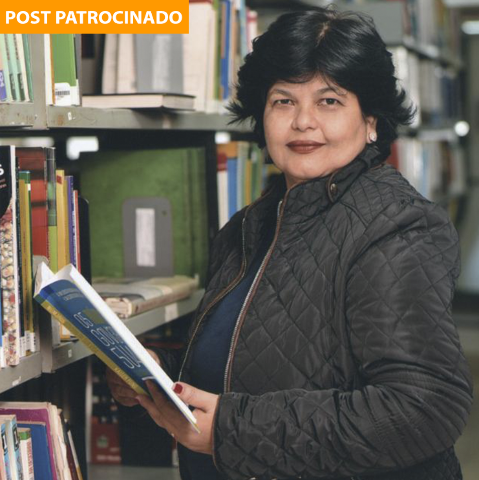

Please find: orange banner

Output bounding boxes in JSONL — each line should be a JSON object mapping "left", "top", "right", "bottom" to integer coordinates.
{"left": 0, "top": 0, "right": 189, "bottom": 33}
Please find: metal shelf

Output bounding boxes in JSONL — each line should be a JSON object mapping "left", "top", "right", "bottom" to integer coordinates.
{"left": 42, "top": 290, "right": 203, "bottom": 373}
{"left": 0, "top": 353, "right": 43, "bottom": 394}
{"left": 46, "top": 106, "right": 250, "bottom": 132}
{"left": 0, "top": 103, "right": 36, "bottom": 129}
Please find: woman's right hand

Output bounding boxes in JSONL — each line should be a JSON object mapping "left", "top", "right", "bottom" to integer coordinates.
{"left": 106, "top": 348, "right": 161, "bottom": 407}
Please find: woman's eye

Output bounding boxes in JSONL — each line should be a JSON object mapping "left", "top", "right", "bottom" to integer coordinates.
{"left": 273, "top": 99, "right": 292, "bottom": 106}
{"left": 320, "top": 98, "right": 340, "bottom": 106}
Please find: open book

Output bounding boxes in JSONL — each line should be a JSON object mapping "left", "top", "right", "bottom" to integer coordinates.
{"left": 34, "top": 262, "right": 199, "bottom": 433}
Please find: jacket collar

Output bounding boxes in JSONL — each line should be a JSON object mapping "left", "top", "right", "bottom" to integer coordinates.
{"left": 263, "top": 144, "right": 387, "bottom": 223}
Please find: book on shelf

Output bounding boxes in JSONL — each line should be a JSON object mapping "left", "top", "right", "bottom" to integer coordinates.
{"left": 92, "top": 275, "right": 199, "bottom": 319}
{"left": 0, "top": 414, "right": 23, "bottom": 480}
{"left": 18, "top": 171, "right": 35, "bottom": 354}
{"left": 17, "top": 147, "right": 58, "bottom": 272}
{"left": 78, "top": 148, "right": 209, "bottom": 285}
{"left": 0, "top": 145, "right": 22, "bottom": 366}
{"left": 51, "top": 34, "right": 80, "bottom": 106}
{"left": 18, "top": 421, "right": 52, "bottom": 480}
{"left": 134, "top": 34, "right": 184, "bottom": 95}
{"left": 18, "top": 427, "right": 34, "bottom": 480}
{"left": 82, "top": 93, "right": 195, "bottom": 111}
{"left": 0, "top": 401, "right": 85, "bottom": 480}
{"left": 0, "top": 34, "right": 32, "bottom": 103}
{"left": 34, "top": 262, "right": 200, "bottom": 433}
{"left": 0, "top": 420, "right": 12, "bottom": 479}
{"left": 0, "top": 41, "right": 9, "bottom": 102}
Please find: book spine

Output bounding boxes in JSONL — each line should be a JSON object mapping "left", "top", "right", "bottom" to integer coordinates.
{"left": 0, "top": 147, "right": 21, "bottom": 366}
{"left": 14, "top": 34, "right": 28, "bottom": 102}
{"left": 44, "top": 35, "right": 54, "bottom": 105}
{"left": 11, "top": 420, "right": 23, "bottom": 480}
{"left": 35, "top": 296, "right": 148, "bottom": 396}
{"left": 0, "top": 36, "right": 13, "bottom": 102}
{"left": 14, "top": 160, "right": 26, "bottom": 359}
{"left": 66, "top": 177, "right": 75, "bottom": 269}
{"left": 21, "top": 35, "right": 34, "bottom": 102}
{"left": 73, "top": 191, "right": 81, "bottom": 272}
{"left": 1, "top": 425, "right": 12, "bottom": 480}
{"left": 46, "top": 149, "right": 58, "bottom": 272}
{"left": 19, "top": 172, "right": 35, "bottom": 354}
{"left": 56, "top": 170, "right": 68, "bottom": 271}
{"left": 4, "top": 35, "right": 20, "bottom": 101}
{"left": 18, "top": 429, "right": 34, "bottom": 480}
{"left": 0, "top": 47, "right": 7, "bottom": 102}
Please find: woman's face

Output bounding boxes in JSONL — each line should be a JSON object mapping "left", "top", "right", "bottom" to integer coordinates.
{"left": 263, "top": 76, "right": 377, "bottom": 189}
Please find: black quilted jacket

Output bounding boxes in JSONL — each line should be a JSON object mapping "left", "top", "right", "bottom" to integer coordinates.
{"left": 160, "top": 145, "right": 473, "bottom": 480}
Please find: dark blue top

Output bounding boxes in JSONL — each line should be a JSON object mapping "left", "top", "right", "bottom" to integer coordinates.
{"left": 180, "top": 230, "right": 273, "bottom": 480}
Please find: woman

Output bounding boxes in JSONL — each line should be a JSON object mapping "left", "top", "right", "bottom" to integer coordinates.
{"left": 108, "top": 6, "right": 473, "bottom": 480}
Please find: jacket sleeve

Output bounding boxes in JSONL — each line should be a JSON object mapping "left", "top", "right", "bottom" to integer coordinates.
{"left": 212, "top": 199, "right": 473, "bottom": 479}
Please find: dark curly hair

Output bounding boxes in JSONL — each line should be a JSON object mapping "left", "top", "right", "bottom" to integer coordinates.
{"left": 228, "top": 6, "right": 415, "bottom": 157}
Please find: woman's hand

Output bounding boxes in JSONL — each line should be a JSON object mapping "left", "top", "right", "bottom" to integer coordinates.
{"left": 106, "top": 348, "right": 160, "bottom": 406}
{"left": 137, "top": 381, "right": 219, "bottom": 455}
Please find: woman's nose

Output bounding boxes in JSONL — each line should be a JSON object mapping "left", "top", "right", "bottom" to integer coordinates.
{"left": 291, "top": 105, "right": 319, "bottom": 131}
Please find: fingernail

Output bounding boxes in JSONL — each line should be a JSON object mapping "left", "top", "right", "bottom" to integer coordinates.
{"left": 173, "top": 383, "right": 183, "bottom": 394}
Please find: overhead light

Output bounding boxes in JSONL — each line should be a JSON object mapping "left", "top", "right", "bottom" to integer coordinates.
{"left": 462, "top": 21, "right": 479, "bottom": 35}
{"left": 455, "top": 121, "right": 470, "bottom": 137}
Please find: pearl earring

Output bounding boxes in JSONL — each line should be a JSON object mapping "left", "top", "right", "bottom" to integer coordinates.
{"left": 368, "top": 132, "right": 377, "bottom": 143}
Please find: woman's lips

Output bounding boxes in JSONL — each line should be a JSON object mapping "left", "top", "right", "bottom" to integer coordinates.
{"left": 286, "top": 141, "right": 325, "bottom": 154}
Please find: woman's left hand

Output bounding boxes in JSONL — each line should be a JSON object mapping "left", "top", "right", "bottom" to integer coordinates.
{"left": 137, "top": 381, "right": 219, "bottom": 455}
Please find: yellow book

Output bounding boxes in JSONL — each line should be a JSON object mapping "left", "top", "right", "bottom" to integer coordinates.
{"left": 56, "top": 170, "right": 70, "bottom": 270}
{"left": 18, "top": 172, "right": 35, "bottom": 353}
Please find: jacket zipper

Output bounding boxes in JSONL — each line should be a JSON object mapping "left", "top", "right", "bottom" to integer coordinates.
{"left": 223, "top": 197, "right": 287, "bottom": 392}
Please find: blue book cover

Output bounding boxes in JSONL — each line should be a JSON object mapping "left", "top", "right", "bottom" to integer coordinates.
{"left": 66, "top": 176, "right": 75, "bottom": 268}
{"left": 33, "top": 263, "right": 199, "bottom": 432}
{"left": 17, "top": 422, "right": 53, "bottom": 480}
{"left": 220, "top": 0, "right": 232, "bottom": 100}
{"left": 1, "top": 422, "right": 12, "bottom": 480}
{"left": 0, "top": 70, "right": 7, "bottom": 102}
{"left": 227, "top": 157, "right": 238, "bottom": 219}
{"left": 0, "top": 36, "right": 13, "bottom": 102}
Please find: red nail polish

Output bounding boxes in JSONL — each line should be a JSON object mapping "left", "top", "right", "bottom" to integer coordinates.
{"left": 173, "top": 383, "right": 183, "bottom": 394}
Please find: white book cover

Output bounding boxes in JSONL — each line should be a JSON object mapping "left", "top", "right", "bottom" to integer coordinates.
{"left": 102, "top": 34, "right": 119, "bottom": 94}
{"left": 44, "top": 35, "right": 54, "bottom": 105}
{"left": 117, "top": 34, "right": 136, "bottom": 94}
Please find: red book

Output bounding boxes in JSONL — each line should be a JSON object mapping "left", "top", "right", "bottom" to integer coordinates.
{"left": 16, "top": 148, "right": 49, "bottom": 258}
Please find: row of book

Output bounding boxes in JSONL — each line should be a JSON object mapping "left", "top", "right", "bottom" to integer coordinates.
{"left": 0, "top": 34, "right": 80, "bottom": 106}
{"left": 0, "top": 146, "right": 86, "bottom": 365}
{"left": 388, "top": 137, "right": 466, "bottom": 203}
{"left": 96, "top": 0, "right": 258, "bottom": 111}
{"left": 0, "top": 34, "right": 34, "bottom": 103}
{"left": 403, "top": 0, "right": 461, "bottom": 55}
{"left": 216, "top": 141, "right": 277, "bottom": 228}
{"left": 391, "top": 46, "right": 462, "bottom": 127}
{"left": 1, "top": 1, "right": 260, "bottom": 111}
{"left": 0, "top": 401, "right": 82, "bottom": 480}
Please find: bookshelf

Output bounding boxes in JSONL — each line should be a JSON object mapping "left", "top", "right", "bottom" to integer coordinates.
{"left": 0, "top": 0, "right": 466, "bottom": 386}
{"left": 0, "top": 3, "right": 468, "bottom": 477}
